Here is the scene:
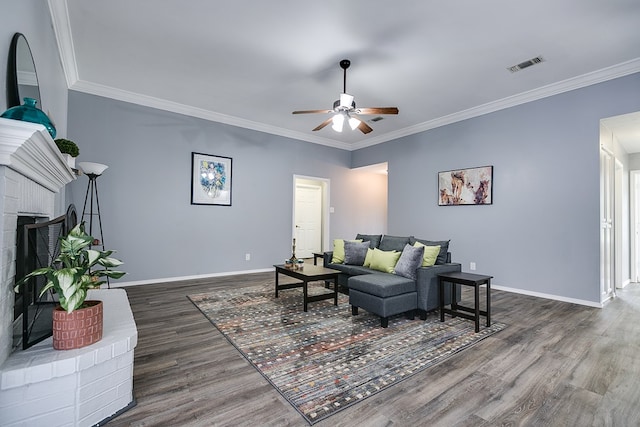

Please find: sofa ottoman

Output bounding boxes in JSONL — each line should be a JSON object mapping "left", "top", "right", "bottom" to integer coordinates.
{"left": 349, "top": 274, "right": 417, "bottom": 328}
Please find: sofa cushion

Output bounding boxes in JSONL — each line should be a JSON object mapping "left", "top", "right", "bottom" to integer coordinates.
{"left": 349, "top": 274, "right": 416, "bottom": 298}
{"left": 413, "top": 242, "right": 441, "bottom": 267}
{"left": 394, "top": 244, "right": 425, "bottom": 280}
{"left": 327, "top": 263, "right": 373, "bottom": 276}
{"left": 411, "top": 238, "right": 450, "bottom": 265}
{"left": 331, "top": 239, "right": 362, "bottom": 264}
{"left": 355, "top": 233, "right": 382, "bottom": 249}
{"left": 344, "top": 240, "right": 370, "bottom": 265}
{"left": 369, "top": 248, "right": 401, "bottom": 274}
{"left": 378, "top": 235, "right": 411, "bottom": 252}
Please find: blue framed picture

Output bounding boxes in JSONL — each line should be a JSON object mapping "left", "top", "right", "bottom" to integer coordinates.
{"left": 191, "top": 152, "right": 232, "bottom": 206}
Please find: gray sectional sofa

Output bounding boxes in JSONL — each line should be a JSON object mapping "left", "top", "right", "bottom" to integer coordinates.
{"left": 323, "top": 234, "right": 461, "bottom": 327}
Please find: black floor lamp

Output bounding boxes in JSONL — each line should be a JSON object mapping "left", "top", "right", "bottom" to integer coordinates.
{"left": 78, "top": 161, "right": 109, "bottom": 286}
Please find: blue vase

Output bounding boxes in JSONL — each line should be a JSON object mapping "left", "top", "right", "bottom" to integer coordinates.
{"left": 1, "top": 97, "right": 56, "bottom": 139}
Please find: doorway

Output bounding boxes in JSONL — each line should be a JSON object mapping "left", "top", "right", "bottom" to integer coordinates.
{"left": 293, "top": 176, "right": 330, "bottom": 259}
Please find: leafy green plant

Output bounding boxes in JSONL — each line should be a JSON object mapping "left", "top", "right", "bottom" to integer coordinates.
{"left": 14, "top": 222, "right": 125, "bottom": 312}
{"left": 54, "top": 138, "right": 80, "bottom": 157}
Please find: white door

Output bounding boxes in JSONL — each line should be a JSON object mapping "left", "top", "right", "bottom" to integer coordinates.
{"left": 600, "top": 148, "right": 614, "bottom": 301}
{"left": 294, "top": 183, "right": 322, "bottom": 258}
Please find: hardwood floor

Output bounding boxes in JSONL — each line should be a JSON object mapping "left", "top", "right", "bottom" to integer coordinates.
{"left": 107, "top": 271, "right": 640, "bottom": 427}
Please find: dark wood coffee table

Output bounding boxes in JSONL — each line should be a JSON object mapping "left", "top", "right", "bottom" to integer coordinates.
{"left": 274, "top": 264, "right": 340, "bottom": 311}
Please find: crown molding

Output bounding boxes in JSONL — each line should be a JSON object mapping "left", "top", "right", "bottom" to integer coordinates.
{"left": 351, "top": 58, "right": 640, "bottom": 150}
{"left": 69, "top": 79, "right": 352, "bottom": 150}
{"left": 48, "top": 0, "right": 79, "bottom": 87}
{"left": 70, "top": 58, "right": 640, "bottom": 153}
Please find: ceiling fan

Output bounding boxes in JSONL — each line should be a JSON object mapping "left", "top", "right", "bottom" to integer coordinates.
{"left": 292, "top": 59, "right": 399, "bottom": 134}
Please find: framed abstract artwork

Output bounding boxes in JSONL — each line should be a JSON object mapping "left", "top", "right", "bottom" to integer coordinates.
{"left": 191, "top": 152, "right": 232, "bottom": 206}
{"left": 438, "top": 165, "right": 493, "bottom": 206}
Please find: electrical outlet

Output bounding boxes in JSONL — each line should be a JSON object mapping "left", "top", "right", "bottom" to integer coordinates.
{"left": 245, "top": 253, "right": 251, "bottom": 261}
{"left": 470, "top": 262, "right": 476, "bottom": 271}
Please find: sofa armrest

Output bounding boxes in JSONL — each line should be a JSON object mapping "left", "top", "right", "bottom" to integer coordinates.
{"left": 415, "top": 263, "right": 462, "bottom": 313}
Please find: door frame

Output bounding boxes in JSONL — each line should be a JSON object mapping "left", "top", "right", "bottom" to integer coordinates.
{"left": 631, "top": 170, "right": 640, "bottom": 283}
{"left": 292, "top": 175, "right": 330, "bottom": 254}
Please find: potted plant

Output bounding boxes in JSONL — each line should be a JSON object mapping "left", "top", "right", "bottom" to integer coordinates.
{"left": 14, "top": 222, "right": 125, "bottom": 350}
{"left": 54, "top": 138, "right": 80, "bottom": 169}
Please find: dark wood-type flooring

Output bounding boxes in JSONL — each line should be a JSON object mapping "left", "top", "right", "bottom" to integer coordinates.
{"left": 107, "top": 269, "right": 640, "bottom": 427}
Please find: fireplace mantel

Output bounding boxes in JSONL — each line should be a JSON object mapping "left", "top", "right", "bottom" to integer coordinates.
{"left": 0, "top": 118, "right": 75, "bottom": 192}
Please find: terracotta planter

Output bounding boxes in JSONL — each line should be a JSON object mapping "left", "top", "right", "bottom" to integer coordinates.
{"left": 52, "top": 300, "right": 103, "bottom": 350}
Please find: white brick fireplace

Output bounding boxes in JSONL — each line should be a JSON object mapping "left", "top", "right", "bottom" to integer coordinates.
{"left": 0, "top": 118, "right": 137, "bottom": 426}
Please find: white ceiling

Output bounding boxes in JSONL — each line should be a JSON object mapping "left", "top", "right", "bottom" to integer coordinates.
{"left": 51, "top": 0, "right": 640, "bottom": 151}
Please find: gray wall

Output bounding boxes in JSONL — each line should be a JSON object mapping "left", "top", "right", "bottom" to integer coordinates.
{"left": 353, "top": 72, "right": 640, "bottom": 304}
{"left": 66, "top": 92, "right": 386, "bottom": 283}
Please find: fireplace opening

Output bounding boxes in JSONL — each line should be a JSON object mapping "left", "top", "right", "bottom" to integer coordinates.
{"left": 12, "top": 205, "right": 78, "bottom": 351}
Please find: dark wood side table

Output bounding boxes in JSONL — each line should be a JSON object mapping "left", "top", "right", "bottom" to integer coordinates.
{"left": 274, "top": 264, "right": 340, "bottom": 312}
{"left": 313, "top": 252, "right": 324, "bottom": 265}
{"left": 438, "top": 271, "right": 492, "bottom": 333}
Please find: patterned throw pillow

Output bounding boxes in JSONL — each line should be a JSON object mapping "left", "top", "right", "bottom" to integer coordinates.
{"left": 394, "top": 244, "right": 425, "bottom": 280}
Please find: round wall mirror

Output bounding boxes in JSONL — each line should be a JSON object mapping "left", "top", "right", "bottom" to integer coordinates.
{"left": 6, "top": 33, "right": 41, "bottom": 108}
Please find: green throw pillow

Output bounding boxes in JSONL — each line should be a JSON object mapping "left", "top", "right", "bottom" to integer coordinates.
{"left": 331, "top": 239, "right": 362, "bottom": 264}
{"left": 363, "top": 248, "right": 374, "bottom": 267}
{"left": 369, "top": 248, "right": 401, "bottom": 273}
{"left": 413, "top": 242, "right": 441, "bottom": 267}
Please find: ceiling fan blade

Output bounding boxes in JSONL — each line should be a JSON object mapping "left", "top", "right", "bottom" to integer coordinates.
{"left": 292, "top": 109, "right": 332, "bottom": 115}
{"left": 312, "top": 117, "right": 334, "bottom": 131}
{"left": 356, "top": 107, "right": 399, "bottom": 115}
{"left": 357, "top": 121, "right": 373, "bottom": 134}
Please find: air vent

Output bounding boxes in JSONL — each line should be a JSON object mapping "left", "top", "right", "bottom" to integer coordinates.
{"left": 507, "top": 56, "right": 544, "bottom": 73}
{"left": 370, "top": 116, "right": 384, "bottom": 122}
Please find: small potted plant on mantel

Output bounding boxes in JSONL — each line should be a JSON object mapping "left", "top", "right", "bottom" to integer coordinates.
{"left": 14, "top": 222, "right": 125, "bottom": 350}
{"left": 54, "top": 138, "right": 80, "bottom": 169}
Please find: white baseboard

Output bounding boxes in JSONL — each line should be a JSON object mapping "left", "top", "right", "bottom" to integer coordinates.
{"left": 114, "top": 273, "right": 603, "bottom": 309}
{"left": 617, "top": 279, "right": 632, "bottom": 289}
{"left": 111, "top": 268, "right": 273, "bottom": 288}
{"left": 491, "top": 284, "right": 603, "bottom": 308}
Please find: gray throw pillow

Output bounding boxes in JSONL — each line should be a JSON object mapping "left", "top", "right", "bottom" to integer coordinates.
{"left": 394, "top": 244, "right": 425, "bottom": 280}
{"left": 355, "top": 233, "right": 382, "bottom": 249}
{"left": 410, "top": 238, "right": 450, "bottom": 265}
{"left": 379, "top": 235, "right": 411, "bottom": 252}
{"left": 344, "top": 240, "right": 370, "bottom": 265}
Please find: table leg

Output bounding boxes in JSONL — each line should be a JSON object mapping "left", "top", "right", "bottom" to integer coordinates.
{"left": 486, "top": 279, "right": 491, "bottom": 327}
{"left": 439, "top": 277, "right": 445, "bottom": 323}
{"left": 474, "top": 283, "right": 480, "bottom": 333}
{"left": 333, "top": 277, "right": 338, "bottom": 306}
{"left": 451, "top": 280, "right": 457, "bottom": 318}
{"left": 275, "top": 270, "right": 279, "bottom": 298}
{"left": 303, "top": 280, "right": 308, "bottom": 312}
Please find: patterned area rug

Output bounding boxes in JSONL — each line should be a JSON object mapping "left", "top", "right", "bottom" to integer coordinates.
{"left": 188, "top": 283, "right": 506, "bottom": 425}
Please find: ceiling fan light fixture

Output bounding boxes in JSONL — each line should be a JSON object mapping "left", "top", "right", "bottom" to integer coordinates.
{"left": 332, "top": 113, "right": 344, "bottom": 132}
{"left": 348, "top": 116, "right": 361, "bottom": 130}
{"left": 339, "top": 93, "right": 354, "bottom": 108}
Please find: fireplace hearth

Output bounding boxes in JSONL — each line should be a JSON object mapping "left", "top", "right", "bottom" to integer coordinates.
{"left": 0, "top": 119, "right": 137, "bottom": 426}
